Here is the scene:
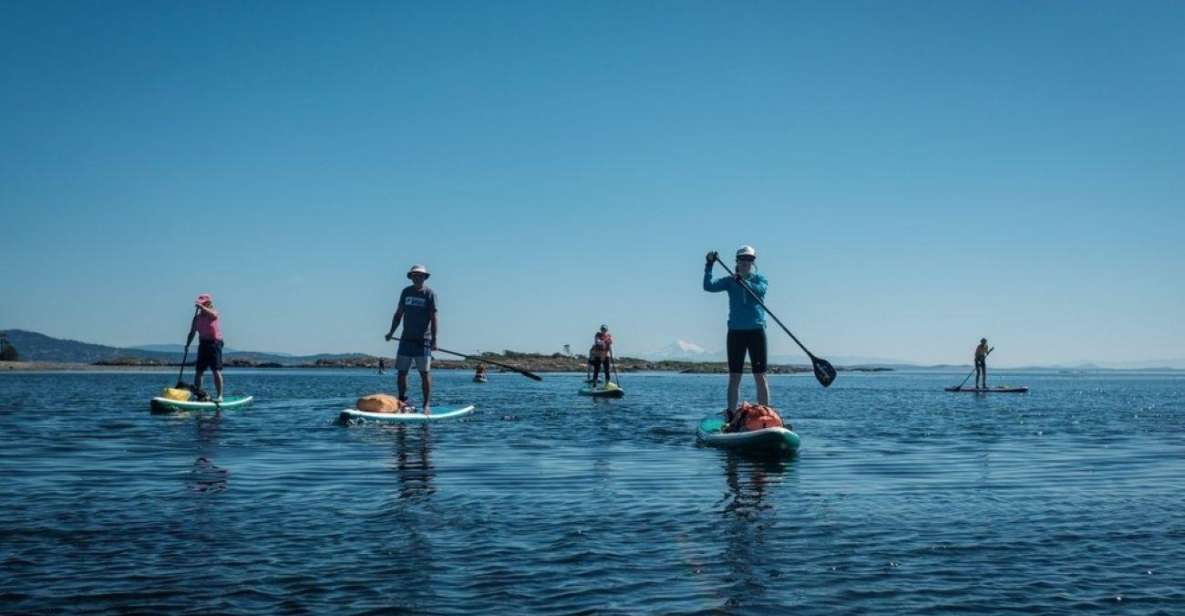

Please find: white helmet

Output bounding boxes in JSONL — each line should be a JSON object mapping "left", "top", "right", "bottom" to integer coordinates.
{"left": 736, "top": 245, "right": 757, "bottom": 260}
{"left": 407, "top": 264, "right": 430, "bottom": 279}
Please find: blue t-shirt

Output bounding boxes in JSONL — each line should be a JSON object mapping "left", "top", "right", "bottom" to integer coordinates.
{"left": 703, "top": 265, "right": 767, "bottom": 330}
{"left": 396, "top": 285, "right": 437, "bottom": 356}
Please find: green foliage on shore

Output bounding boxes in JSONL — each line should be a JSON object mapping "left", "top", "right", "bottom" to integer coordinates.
{"left": 0, "top": 335, "right": 19, "bottom": 361}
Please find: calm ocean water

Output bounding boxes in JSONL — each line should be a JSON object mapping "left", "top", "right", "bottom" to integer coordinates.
{"left": 2, "top": 369, "right": 1184, "bottom": 614}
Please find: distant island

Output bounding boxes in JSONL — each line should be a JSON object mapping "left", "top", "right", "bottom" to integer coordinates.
{"left": 0, "top": 329, "right": 888, "bottom": 374}
{"left": 6, "top": 328, "right": 1182, "bottom": 373}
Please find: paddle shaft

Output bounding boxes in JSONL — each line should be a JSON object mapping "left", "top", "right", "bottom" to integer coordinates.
{"left": 955, "top": 346, "right": 993, "bottom": 390}
{"left": 177, "top": 307, "right": 199, "bottom": 385}
{"left": 389, "top": 337, "right": 543, "bottom": 381}
{"left": 712, "top": 258, "right": 819, "bottom": 361}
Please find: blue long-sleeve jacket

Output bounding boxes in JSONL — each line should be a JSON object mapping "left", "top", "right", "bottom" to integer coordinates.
{"left": 703, "top": 264, "right": 768, "bottom": 330}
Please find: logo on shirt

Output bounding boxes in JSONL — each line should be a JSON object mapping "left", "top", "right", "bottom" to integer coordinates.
{"left": 404, "top": 296, "right": 428, "bottom": 308}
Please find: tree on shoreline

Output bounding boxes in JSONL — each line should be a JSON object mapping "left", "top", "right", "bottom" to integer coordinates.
{"left": 0, "top": 334, "right": 18, "bottom": 361}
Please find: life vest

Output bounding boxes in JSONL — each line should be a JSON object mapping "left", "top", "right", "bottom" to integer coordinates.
{"left": 727, "top": 402, "right": 785, "bottom": 432}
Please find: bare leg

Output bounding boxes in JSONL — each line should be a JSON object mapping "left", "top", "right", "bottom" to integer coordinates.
{"left": 398, "top": 370, "right": 409, "bottom": 402}
{"left": 727, "top": 372, "right": 742, "bottom": 417}
{"left": 194, "top": 368, "right": 205, "bottom": 393}
{"left": 754, "top": 372, "right": 770, "bottom": 406}
{"left": 420, "top": 370, "right": 432, "bottom": 413}
{"left": 213, "top": 370, "right": 223, "bottom": 400}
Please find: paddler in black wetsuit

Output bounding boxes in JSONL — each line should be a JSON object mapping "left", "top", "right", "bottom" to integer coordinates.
{"left": 974, "top": 338, "right": 989, "bottom": 389}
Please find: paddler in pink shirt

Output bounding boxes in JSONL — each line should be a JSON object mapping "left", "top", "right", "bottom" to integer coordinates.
{"left": 188, "top": 293, "right": 225, "bottom": 402}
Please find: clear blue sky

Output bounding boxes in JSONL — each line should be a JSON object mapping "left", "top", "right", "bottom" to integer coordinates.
{"left": 2, "top": 1, "right": 1182, "bottom": 366}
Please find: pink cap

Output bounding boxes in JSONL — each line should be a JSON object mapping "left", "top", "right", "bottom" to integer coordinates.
{"left": 196, "top": 293, "right": 213, "bottom": 304}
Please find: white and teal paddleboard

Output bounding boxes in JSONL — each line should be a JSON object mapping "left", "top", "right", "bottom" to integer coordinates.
{"left": 696, "top": 416, "right": 800, "bottom": 455}
{"left": 339, "top": 404, "right": 476, "bottom": 423}
{"left": 578, "top": 384, "right": 625, "bottom": 398}
{"left": 150, "top": 395, "right": 254, "bottom": 413}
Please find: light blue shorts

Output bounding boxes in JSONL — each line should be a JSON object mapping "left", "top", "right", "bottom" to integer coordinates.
{"left": 395, "top": 354, "right": 431, "bottom": 372}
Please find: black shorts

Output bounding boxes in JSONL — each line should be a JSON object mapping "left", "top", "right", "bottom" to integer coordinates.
{"left": 975, "top": 358, "right": 986, "bottom": 369}
{"left": 196, "top": 339, "right": 224, "bottom": 372}
{"left": 727, "top": 329, "right": 767, "bottom": 374}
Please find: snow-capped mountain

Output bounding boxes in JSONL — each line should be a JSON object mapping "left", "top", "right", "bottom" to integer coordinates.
{"left": 643, "top": 339, "right": 720, "bottom": 361}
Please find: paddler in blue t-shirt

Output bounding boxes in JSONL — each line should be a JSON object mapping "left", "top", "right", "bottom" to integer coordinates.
{"left": 703, "top": 246, "right": 769, "bottom": 421}
{"left": 385, "top": 264, "right": 438, "bottom": 414}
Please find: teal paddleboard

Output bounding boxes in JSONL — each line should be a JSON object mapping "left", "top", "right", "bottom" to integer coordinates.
{"left": 579, "top": 384, "right": 625, "bottom": 398}
{"left": 339, "top": 404, "right": 476, "bottom": 423}
{"left": 150, "top": 395, "right": 254, "bottom": 413}
{"left": 696, "top": 416, "right": 800, "bottom": 455}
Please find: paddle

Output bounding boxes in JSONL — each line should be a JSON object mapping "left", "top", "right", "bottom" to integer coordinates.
{"left": 953, "top": 346, "right": 993, "bottom": 391}
{"left": 175, "top": 307, "right": 200, "bottom": 388}
{"left": 609, "top": 348, "right": 622, "bottom": 388}
{"left": 711, "top": 255, "right": 837, "bottom": 387}
{"left": 388, "top": 337, "right": 543, "bottom": 381}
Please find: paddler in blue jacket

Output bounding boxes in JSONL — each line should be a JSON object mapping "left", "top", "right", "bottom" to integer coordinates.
{"left": 703, "top": 245, "right": 769, "bottom": 420}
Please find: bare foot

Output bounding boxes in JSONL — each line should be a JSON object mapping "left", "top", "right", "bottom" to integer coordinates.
{"left": 422, "top": 406, "right": 431, "bottom": 416}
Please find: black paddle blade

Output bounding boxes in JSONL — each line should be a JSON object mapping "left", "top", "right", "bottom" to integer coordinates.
{"left": 812, "top": 356, "right": 837, "bottom": 388}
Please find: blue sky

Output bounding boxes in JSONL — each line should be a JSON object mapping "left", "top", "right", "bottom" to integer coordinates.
{"left": 2, "top": 1, "right": 1182, "bottom": 366}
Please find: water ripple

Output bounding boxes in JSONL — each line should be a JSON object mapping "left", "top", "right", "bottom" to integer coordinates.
{"left": 2, "top": 370, "right": 1185, "bottom": 613}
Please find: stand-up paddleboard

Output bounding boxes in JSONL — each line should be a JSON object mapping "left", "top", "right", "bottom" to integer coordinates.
{"left": 474, "top": 376, "right": 487, "bottom": 383}
{"left": 150, "top": 395, "right": 254, "bottom": 413}
{"left": 339, "top": 404, "right": 476, "bottom": 424}
{"left": 696, "top": 416, "right": 800, "bottom": 455}
{"left": 578, "top": 383, "right": 625, "bottom": 398}
{"left": 945, "top": 386, "right": 1029, "bottom": 393}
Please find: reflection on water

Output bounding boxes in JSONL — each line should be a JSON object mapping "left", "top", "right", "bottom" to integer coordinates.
{"left": 388, "top": 424, "right": 435, "bottom": 502}
{"left": 187, "top": 456, "right": 229, "bottom": 494}
{"left": 721, "top": 453, "right": 788, "bottom": 520}
{"left": 186, "top": 412, "right": 228, "bottom": 493}
{"left": 717, "top": 453, "right": 791, "bottom": 608}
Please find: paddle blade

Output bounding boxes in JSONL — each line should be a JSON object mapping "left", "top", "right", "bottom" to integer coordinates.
{"left": 812, "top": 356, "right": 837, "bottom": 388}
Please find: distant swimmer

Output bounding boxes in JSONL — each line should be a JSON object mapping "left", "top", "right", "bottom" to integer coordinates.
{"left": 975, "top": 338, "right": 989, "bottom": 389}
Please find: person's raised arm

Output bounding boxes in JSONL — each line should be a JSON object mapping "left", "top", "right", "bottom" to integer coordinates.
{"left": 703, "top": 251, "right": 729, "bottom": 292}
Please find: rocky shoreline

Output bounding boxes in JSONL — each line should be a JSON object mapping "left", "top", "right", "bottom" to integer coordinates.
{"left": 3, "top": 353, "right": 891, "bottom": 374}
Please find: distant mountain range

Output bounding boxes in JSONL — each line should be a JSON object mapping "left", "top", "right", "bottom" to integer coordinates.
{"left": 4, "top": 329, "right": 1183, "bottom": 371}
{"left": 641, "top": 339, "right": 918, "bottom": 368}
{"left": 638, "top": 338, "right": 1185, "bottom": 371}
{"left": 0, "top": 330, "right": 372, "bottom": 365}
{"left": 128, "top": 343, "right": 296, "bottom": 356}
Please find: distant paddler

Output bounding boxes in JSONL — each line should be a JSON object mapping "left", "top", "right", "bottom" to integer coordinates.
{"left": 703, "top": 246, "right": 769, "bottom": 420}
{"left": 474, "top": 362, "right": 487, "bottom": 382}
{"left": 189, "top": 293, "right": 226, "bottom": 402}
{"left": 589, "top": 324, "right": 615, "bottom": 388}
{"left": 384, "top": 264, "right": 438, "bottom": 414}
{"left": 975, "top": 338, "right": 990, "bottom": 389}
